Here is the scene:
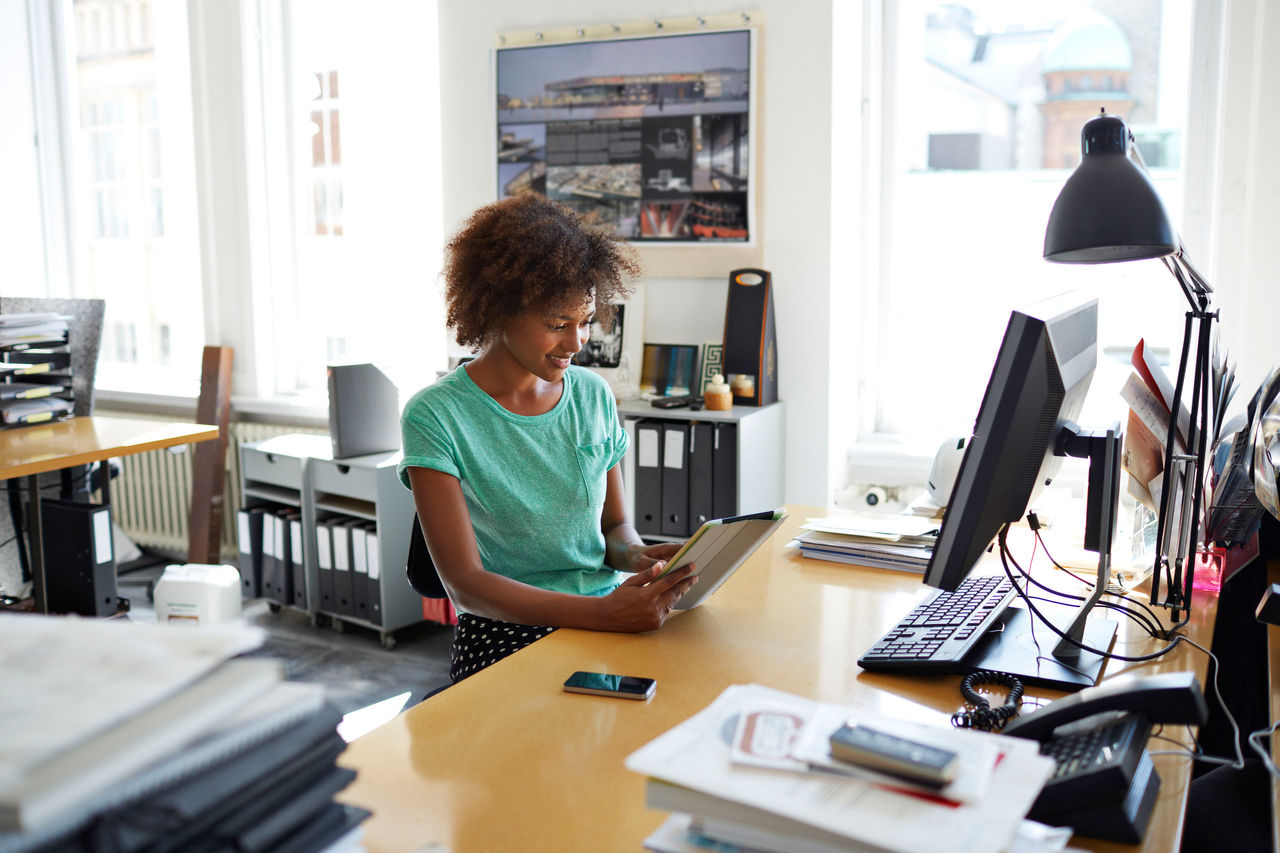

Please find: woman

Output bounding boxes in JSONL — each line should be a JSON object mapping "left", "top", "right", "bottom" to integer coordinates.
{"left": 399, "top": 194, "right": 697, "bottom": 682}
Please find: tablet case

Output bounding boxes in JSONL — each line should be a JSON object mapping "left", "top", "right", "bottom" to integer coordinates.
{"left": 664, "top": 509, "right": 787, "bottom": 609}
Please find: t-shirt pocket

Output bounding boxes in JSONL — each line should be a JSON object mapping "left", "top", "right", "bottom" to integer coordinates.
{"left": 575, "top": 441, "right": 610, "bottom": 508}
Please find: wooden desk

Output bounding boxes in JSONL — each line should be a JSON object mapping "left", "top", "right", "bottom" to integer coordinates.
{"left": 0, "top": 415, "right": 219, "bottom": 612}
{"left": 339, "top": 507, "right": 1218, "bottom": 852}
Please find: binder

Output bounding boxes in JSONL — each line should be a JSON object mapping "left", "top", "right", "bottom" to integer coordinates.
{"left": 316, "top": 520, "right": 335, "bottom": 613}
{"left": 266, "top": 513, "right": 287, "bottom": 603}
{"left": 688, "top": 421, "right": 715, "bottom": 530}
{"left": 331, "top": 520, "right": 355, "bottom": 617}
{"left": 712, "top": 423, "right": 738, "bottom": 519}
{"left": 236, "top": 508, "right": 266, "bottom": 599}
{"left": 623, "top": 418, "right": 638, "bottom": 522}
{"left": 660, "top": 422, "right": 690, "bottom": 537}
{"left": 287, "top": 514, "right": 306, "bottom": 609}
{"left": 41, "top": 499, "right": 116, "bottom": 617}
{"left": 634, "top": 419, "right": 664, "bottom": 537}
{"left": 364, "top": 527, "right": 383, "bottom": 626}
{"left": 351, "top": 523, "right": 370, "bottom": 623}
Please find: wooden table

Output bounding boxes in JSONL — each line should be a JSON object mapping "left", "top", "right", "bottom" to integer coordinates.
{"left": 338, "top": 506, "right": 1218, "bottom": 852}
{"left": 0, "top": 415, "right": 219, "bottom": 612}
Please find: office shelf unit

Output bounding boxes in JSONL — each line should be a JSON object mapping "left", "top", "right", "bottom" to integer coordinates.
{"left": 239, "top": 434, "right": 331, "bottom": 613}
{"left": 617, "top": 400, "right": 785, "bottom": 542}
{"left": 239, "top": 436, "right": 423, "bottom": 649}
{"left": 0, "top": 325, "right": 75, "bottom": 428}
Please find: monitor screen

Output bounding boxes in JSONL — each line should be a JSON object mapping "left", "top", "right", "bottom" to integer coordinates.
{"left": 924, "top": 291, "right": 1098, "bottom": 592}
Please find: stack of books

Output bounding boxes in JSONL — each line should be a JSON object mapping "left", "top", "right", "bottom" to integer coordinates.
{"left": 0, "top": 615, "right": 369, "bottom": 852}
{"left": 790, "top": 514, "right": 939, "bottom": 573}
{"left": 628, "top": 684, "right": 1057, "bottom": 853}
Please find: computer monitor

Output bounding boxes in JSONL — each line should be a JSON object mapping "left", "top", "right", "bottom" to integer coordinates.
{"left": 926, "top": 290, "right": 1121, "bottom": 689}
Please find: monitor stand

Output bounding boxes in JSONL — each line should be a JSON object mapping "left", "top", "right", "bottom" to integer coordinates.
{"left": 959, "top": 599, "right": 1118, "bottom": 692}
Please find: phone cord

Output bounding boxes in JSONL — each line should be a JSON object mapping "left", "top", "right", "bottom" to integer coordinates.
{"left": 951, "top": 670, "right": 1024, "bottom": 732}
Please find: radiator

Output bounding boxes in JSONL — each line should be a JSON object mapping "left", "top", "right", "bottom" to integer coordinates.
{"left": 107, "top": 417, "right": 327, "bottom": 560}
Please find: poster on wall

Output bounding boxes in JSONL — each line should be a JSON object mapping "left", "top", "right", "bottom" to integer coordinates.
{"left": 495, "top": 29, "right": 754, "bottom": 244}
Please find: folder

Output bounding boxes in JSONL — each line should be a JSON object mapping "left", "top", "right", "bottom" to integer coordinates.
{"left": 351, "top": 523, "right": 370, "bottom": 623}
{"left": 688, "top": 422, "right": 715, "bottom": 531}
{"left": 284, "top": 512, "right": 305, "bottom": 609}
{"left": 266, "top": 513, "right": 288, "bottom": 603}
{"left": 331, "top": 520, "right": 355, "bottom": 617}
{"left": 634, "top": 420, "right": 663, "bottom": 537}
{"left": 315, "top": 520, "right": 335, "bottom": 613}
{"left": 364, "top": 527, "right": 382, "bottom": 626}
{"left": 712, "top": 423, "right": 738, "bottom": 519}
{"left": 660, "top": 422, "right": 690, "bottom": 537}
{"left": 236, "top": 508, "right": 266, "bottom": 599}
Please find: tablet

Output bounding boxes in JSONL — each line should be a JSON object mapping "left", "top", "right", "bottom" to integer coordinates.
{"left": 656, "top": 509, "right": 787, "bottom": 609}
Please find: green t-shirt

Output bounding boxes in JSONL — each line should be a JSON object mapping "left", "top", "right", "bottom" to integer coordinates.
{"left": 398, "top": 365, "right": 629, "bottom": 609}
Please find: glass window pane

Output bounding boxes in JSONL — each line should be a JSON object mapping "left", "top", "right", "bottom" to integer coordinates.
{"left": 68, "top": 0, "right": 203, "bottom": 394}
{"left": 875, "top": 0, "right": 1193, "bottom": 440}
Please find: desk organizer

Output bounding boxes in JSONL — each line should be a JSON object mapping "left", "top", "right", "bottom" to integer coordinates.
{"left": 0, "top": 315, "right": 75, "bottom": 428}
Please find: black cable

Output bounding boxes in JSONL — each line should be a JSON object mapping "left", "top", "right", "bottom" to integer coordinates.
{"left": 997, "top": 528, "right": 1187, "bottom": 663}
{"left": 951, "top": 670, "right": 1024, "bottom": 731}
{"left": 1005, "top": 536, "right": 1163, "bottom": 637}
{"left": 1033, "top": 528, "right": 1175, "bottom": 632}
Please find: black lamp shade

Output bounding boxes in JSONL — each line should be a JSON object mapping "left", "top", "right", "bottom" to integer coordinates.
{"left": 1044, "top": 114, "right": 1179, "bottom": 263}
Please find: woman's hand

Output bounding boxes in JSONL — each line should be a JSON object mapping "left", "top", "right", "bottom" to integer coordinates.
{"left": 627, "top": 541, "right": 683, "bottom": 574}
{"left": 598, "top": 562, "right": 698, "bottom": 632}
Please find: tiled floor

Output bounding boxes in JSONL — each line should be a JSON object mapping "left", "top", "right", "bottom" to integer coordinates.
{"left": 117, "top": 567, "right": 455, "bottom": 721}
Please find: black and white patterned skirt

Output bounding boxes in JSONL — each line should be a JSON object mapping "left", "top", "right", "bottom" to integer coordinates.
{"left": 450, "top": 612, "right": 556, "bottom": 682}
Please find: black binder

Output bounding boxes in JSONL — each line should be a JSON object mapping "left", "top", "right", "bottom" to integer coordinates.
{"left": 236, "top": 507, "right": 266, "bottom": 598}
{"left": 316, "top": 519, "right": 336, "bottom": 613}
{"left": 660, "top": 421, "right": 690, "bottom": 537}
{"left": 331, "top": 519, "right": 356, "bottom": 617}
{"left": 634, "top": 419, "right": 664, "bottom": 537}
{"left": 263, "top": 512, "right": 287, "bottom": 603}
{"left": 688, "top": 421, "right": 715, "bottom": 531}
{"left": 364, "top": 523, "right": 383, "bottom": 625}
{"left": 350, "top": 521, "right": 372, "bottom": 623}
{"left": 712, "top": 423, "right": 738, "bottom": 519}
{"left": 285, "top": 511, "right": 305, "bottom": 609}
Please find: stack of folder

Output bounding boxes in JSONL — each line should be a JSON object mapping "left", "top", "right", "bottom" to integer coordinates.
{"left": 0, "top": 616, "right": 368, "bottom": 852}
{"left": 790, "top": 514, "right": 939, "bottom": 573}
{"left": 628, "top": 684, "right": 1057, "bottom": 853}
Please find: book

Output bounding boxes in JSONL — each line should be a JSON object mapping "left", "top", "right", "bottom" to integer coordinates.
{"left": 0, "top": 615, "right": 270, "bottom": 832}
{"left": 626, "top": 684, "right": 1053, "bottom": 853}
{"left": 0, "top": 658, "right": 281, "bottom": 832}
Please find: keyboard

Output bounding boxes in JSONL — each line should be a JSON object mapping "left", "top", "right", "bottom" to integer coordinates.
{"left": 857, "top": 574, "right": 1016, "bottom": 672}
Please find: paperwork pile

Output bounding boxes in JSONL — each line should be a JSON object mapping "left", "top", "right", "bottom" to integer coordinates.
{"left": 628, "top": 684, "right": 1058, "bottom": 853}
{"left": 0, "top": 615, "right": 369, "bottom": 852}
{"left": 790, "top": 514, "right": 938, "bottom": 573}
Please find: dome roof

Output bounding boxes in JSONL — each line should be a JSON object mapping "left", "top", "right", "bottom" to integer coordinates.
{"left": 1042, "top": 9, "right": 1132, "bottom": 73}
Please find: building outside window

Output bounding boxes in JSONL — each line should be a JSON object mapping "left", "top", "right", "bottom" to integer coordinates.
{"left": 866, "top": 0, "right": 1195, "bottom": 450}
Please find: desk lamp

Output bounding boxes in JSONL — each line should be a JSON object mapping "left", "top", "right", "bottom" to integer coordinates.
{"left": 1044, "top": 109, "right": 1216, "bottom": 624}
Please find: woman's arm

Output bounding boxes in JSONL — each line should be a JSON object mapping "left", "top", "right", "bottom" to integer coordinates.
{"left": 601, "top": 464, "right": 682, "bottom": 573}
{"left": 407, "top": 465, "right": 694, "bottom": 631}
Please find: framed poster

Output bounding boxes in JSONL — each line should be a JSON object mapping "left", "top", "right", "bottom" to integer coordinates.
{"left": 495, "top": 27, "right": 756, "bottom": 261}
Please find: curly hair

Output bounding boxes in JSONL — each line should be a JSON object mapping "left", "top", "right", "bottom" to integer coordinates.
{"left": 443, "top": 194, "right": 640, "bottom": 349}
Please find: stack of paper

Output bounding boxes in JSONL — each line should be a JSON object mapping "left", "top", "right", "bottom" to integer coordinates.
{"left": 0, "top": 615, "right": 369, "bottom": 851}
{"left": 790, "top": 514, "right": 938, "bottom": 573}
{"left": 0, "top": 314, "right": 71, "bottom": 349}
{"left": 628, "top": 684, "right": 1057, "bottom": 853}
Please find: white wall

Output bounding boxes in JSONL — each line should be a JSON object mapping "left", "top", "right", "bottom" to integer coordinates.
{"left": 437, "top": 0, "right": 837, "bottom": 506}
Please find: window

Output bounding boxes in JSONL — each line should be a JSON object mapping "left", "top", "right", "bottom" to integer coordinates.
{"left": 864, "top": 0, "right": 1198, "bottom": 447}
{"left": 21, "top": 0, "right": 445, "bottom": 405}
{"left": 66, "top": 0, "right": 204, "bottom": 389}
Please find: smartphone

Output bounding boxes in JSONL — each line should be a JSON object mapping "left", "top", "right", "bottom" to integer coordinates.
{"left": 563, "top": 671, "right": 656, "bottom": 700}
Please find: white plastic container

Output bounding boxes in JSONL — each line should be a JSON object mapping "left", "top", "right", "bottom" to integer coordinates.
{"left": 153, "top": 563, "right": 243, "bottom": 625}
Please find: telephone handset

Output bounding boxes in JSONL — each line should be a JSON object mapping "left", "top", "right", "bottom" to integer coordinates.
{"left": 1002, "top": 671, "right": 1208, "bottom": 844}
